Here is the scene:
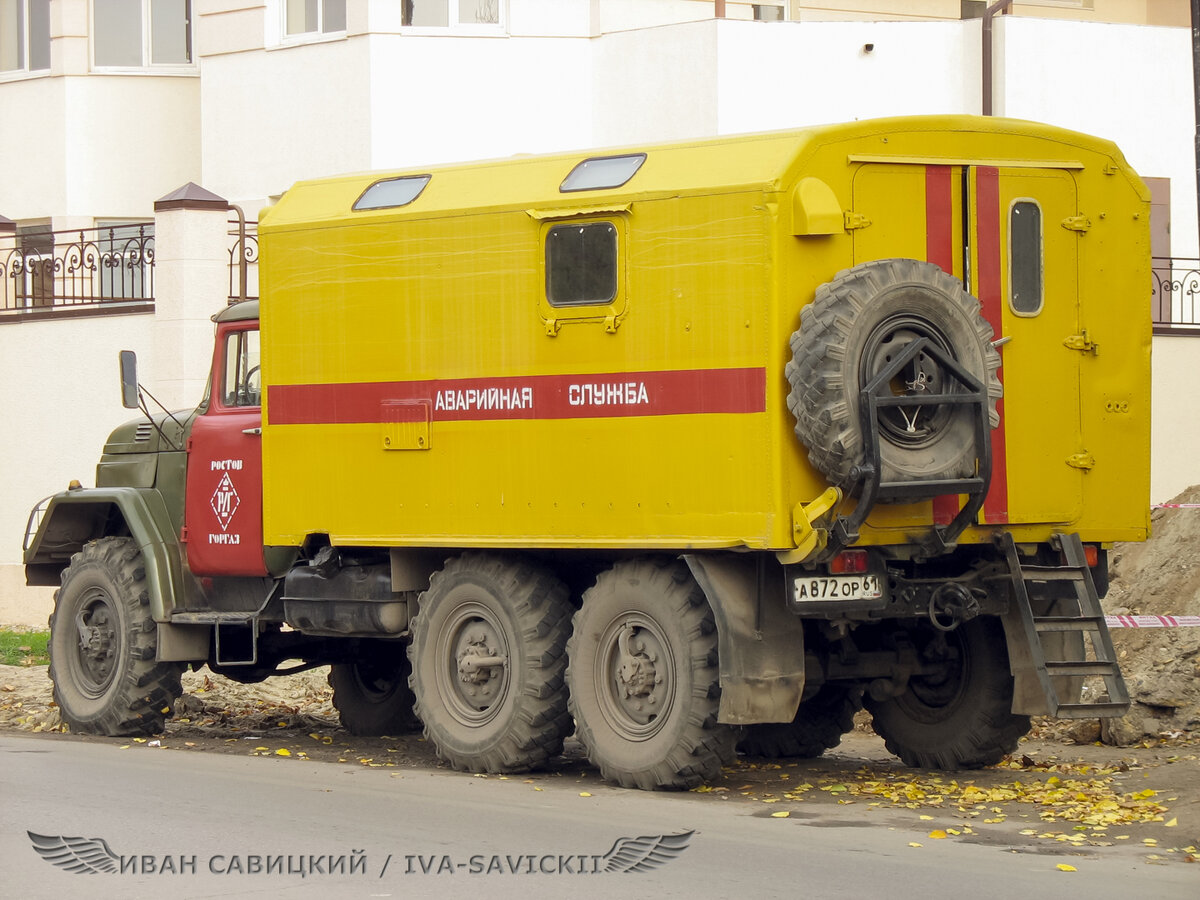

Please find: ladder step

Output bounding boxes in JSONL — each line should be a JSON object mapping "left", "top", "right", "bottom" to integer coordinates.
{"left": 170, "top": 611, "right": 255, "bottom": 625}
{"left": 1033, "top": 616, "right": 1105, "bottom": 633}
{"left": 1017, "top": 567, "right": 1086, "bottom": 582}
{"left": 1045, "top": 661, "right": 1120, "bottom": 676}
{"left": 1054, "top": 702, "right": 1131, "bottom": 719}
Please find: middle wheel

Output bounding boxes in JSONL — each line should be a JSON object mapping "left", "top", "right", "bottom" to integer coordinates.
{"left": 567, "top": 558, "right": 736, "bottom": 790}
{"left": 408, "top": 553, "right": 573, "bottom": 773}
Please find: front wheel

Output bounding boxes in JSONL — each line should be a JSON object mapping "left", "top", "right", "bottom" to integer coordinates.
{"left": 864, "top": 617, "right": 1031, "bottom": 769}
{"left": 48, "top": 537, "right": 184, "bottom": 736}
{"left": 566, "top": 559, "right": 737, "bottom": 790}
{"left": 407, "top": 553, "right": 572, "bottom": 773}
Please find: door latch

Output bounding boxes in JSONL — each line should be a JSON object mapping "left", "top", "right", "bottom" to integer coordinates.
{"left": 843, "top": 211, "right": 871, "bottom": 231}
{"left": 1063, "top": 330, "right": 1098, "bottom": 354}
{"left": 1066, "top": 452, "right": 1096, "bottom": 471}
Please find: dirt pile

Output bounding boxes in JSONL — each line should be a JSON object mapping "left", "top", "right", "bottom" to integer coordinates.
{"left": 1102, "top": 485, "right": 1200, "bottom": 743}
{"left": 0, "top": 665, "right": 336, "bottom": 735}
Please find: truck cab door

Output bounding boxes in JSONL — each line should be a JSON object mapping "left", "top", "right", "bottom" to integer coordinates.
{"left": 850, "top": 162, "right": 1083, "bottom": 527}
{"left": 183, "top": 322, "right": 268, "bottom": 576}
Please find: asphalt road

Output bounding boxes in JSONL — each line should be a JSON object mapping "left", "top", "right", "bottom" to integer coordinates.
{"left": 1, "top": 732, "right": 1195, "bottom": 900}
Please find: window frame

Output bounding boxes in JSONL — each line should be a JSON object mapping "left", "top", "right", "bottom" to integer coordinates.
{"left": 400, "top": 0, "right": 506, "bottom": 35}
{"left": 0, "top": 0, "right": 50, "bottom": 78}
{"left": 537, "top": 214, "right": 627, "bottom": 332}
{"left": 90, "top": 0, "right": 195, "bottom": 73}
{"left": 280, "top": 0, "right": 347, "bottom": 43}
{"left": 219, "top": 326, "right": 262, "bottom": 411}
{"left": 1007, "top": 197, "right": 1045, "bottom": 318}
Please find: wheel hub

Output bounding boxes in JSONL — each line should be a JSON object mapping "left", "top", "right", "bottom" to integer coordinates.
{"left": 73, "top": 594, "right": 118, "bottom": 692}
{"left": 861, "top": 315, "right": 956, "bottom": 447}
{"left": 456, "top": 631, "right": 506, "bottom": 686}
{"left": 437, "top": 604, "right": 513, "bottom": 726}
{"left": 597, "top": 617, "right": 673, "bottom": 739}
{"left": 615, "top": 623, "right": 659, "bottom": 698}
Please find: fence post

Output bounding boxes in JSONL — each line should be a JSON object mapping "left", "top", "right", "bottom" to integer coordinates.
{"left": 152, "top": 184, "right": 230, "bottom": 409}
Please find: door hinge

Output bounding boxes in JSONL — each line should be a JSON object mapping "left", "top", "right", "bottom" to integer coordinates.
{"left": 843, "top": 210, "right": 871, "bottom": 231}
{"left": 1063, "top": 330, "right": 1098, "bottom": 354}
{"left": 180, "top": 527, "right": 190, "bottom": 543}
{"left": 1066, "top": 452, "right": 1096, "bottom": 471}
{"left": 1061, "top": 215, "right": 1092, "bottom": 233}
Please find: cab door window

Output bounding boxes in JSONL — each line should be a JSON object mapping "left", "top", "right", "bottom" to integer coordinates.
{"left": 222, "top": 329, "right": 261, "bottom": 408}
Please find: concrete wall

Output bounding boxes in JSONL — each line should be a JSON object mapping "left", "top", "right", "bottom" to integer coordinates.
{"left": 0, "top": 73, "right": 200, "bottom": 221}
{"left": 1150, "top": 335, "right": 1200, "bottom": 504}
{"left": 0, "top": 312, "right": 156, "bottom": 626}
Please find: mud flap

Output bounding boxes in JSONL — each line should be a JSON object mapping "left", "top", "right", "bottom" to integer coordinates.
{"left": 683, "top": 554, "right": 806, "bottom": 725}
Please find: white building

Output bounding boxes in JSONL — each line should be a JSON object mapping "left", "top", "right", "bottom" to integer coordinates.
{"left": 0, "top": 0, "right": 1196, "bottom": 623}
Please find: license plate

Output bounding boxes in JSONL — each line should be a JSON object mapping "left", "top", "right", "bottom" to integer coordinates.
{"left": 792, "top": 574, "right": 883, "bottom": 603}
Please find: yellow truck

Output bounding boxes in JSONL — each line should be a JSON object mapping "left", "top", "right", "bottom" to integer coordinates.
{"left": 24, "top": 115, "right": 1151, "bottom": 790}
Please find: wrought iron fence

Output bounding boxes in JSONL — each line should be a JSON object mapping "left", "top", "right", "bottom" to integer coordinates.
{"left": 0, "top": 224, "right": 154, "bottom": 319}
{"left": 1152, "top": 257, "right": 1200, "bottom": 334}
{"left": 228, "top": 218, "right": 258, "bottom": 303}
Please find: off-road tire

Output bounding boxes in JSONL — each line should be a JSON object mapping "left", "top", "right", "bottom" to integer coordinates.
{"left": 566, "top": 558, "right": 737, "bottom": 790}
{"left": 329, "top": 647, "right": 421, "bottom": 736}
{"left": 738, "top": 685, "right": 860, "bottom": 759}
{"left": 407, "top": 553, "right": 572, "bottom": 773}
{"left": 787, "top": 258, "right": 1002, "bottom": 495}
{"left": 864, "top": 616, "right": 1031, "bottom": 769}
{"left": 48, "top": 537, "right": 183, "bottom": 736}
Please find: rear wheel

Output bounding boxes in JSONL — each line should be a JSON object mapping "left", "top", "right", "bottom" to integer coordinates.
{"left": 407, "top": 553, "right": 572, "bottom": 773}
{"left": 329, "top": 646, "right": 420, "bottom": 736}
{"left": 864, "top": 617, "right": 1030, "bottom": 769}
{"left": 738, "top": 685, "right": 860, "bottom": 759}
{"left": 49, "top": 537, "right": 183, "bottom": 736}
{"left": 567, "top": 559, "right": 736, "bottom": 790}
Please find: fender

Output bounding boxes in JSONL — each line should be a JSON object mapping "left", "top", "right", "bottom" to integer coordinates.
{"left": 684, "top": 553, "right": 807, "bottom": 726}
{"left": 24, "top": 487, "right": 185, "bottom": 622}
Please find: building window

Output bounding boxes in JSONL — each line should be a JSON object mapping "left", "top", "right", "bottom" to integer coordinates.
{"left": 753, "top": 4, "right": 784, "bottom": 21}
{"left": 546, "top": 222, "right": 619, "bottom": 308}
{"left": 0, "top": 0, "right": 50, "bottom": 73}
{"left": 14, "top": 224, "right": 53, "bottom": 307}
{"left": 93, "top": 0, "right": 192, "bottom": 68}
{"left": 95, "top": 220, "right": 154, "bottom": 301}
{"left": 285, "top": 0, "right": 346, "bottom": 36}
{"left": 402, "top": 0, "right": 501, "bottom": 28}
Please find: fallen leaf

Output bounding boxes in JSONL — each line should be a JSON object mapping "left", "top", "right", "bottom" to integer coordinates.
{"left": 771, "top": 811, "right": 791, "bottom": 818}
{"left": 1056, "top": 864, "right": 1077, "bottom": 872}
{"left": 579, "top": 792, "right": 592, "bottom": 797}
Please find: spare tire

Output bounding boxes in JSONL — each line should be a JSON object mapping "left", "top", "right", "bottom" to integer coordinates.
{"left": 786, "top": 259, "right": 1001, "bottom": 496}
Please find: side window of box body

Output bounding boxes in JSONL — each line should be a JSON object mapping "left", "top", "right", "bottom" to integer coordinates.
{"left": 538, "top": 216, "right": 628, "bottom": 329}
{"left": 1008, "top": 199, "right": 1044, "bottom": 317}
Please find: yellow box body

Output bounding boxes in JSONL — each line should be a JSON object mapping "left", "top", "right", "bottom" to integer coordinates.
{"left": 258, "top": 116, "right": 1151, "bottom": 554}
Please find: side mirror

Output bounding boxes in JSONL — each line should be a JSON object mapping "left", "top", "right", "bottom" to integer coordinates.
{"left": 119, "top": 350, "right": 139, "bottom": 409}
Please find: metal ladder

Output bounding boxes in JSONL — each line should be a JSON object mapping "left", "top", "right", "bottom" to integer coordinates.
{"left": 999, "top": 531, "right": 1129, "bottom": 718}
